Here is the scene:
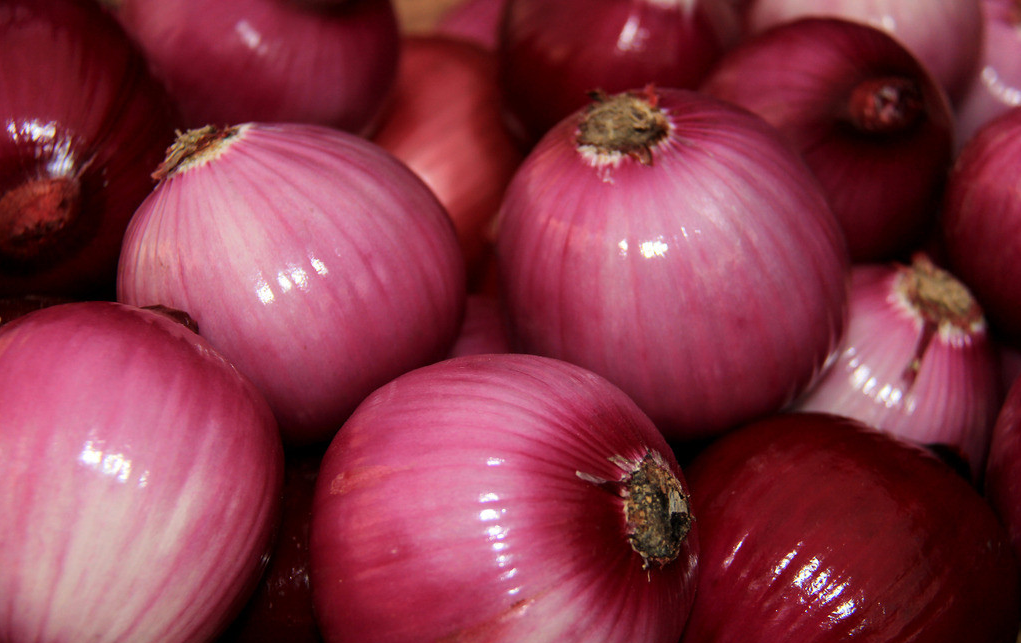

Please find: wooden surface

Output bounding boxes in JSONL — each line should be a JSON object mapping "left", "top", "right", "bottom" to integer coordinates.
{"left": 393, "top": 0, "right": 466, "bottom": 33}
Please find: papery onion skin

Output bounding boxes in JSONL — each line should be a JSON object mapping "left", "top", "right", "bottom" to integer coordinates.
{"left": 105, "top": 0, "right": 399, "bottom": 135}
{"left": 742, "top": 0, "right": 985, "bottom": 105}
{"left": 496, "top": 87, "right": 849, "bottom": 442}
{"left": 941, "top": 106, "right": 1021, "bottom": 344}
{"left": 0, "top": 0, "right": 178, "bottom": 298}
{"left": 372, "top": 35, "right": 523, "bottom": 284}
{"left": 0, "top": 301, "right": 284, "bottom": 643}
{"left": 497, "top": 0, "right": 740, "bottom": 147}
{"left": 701, "top": 17, "right": 954, "bottom": 262}
{"left": 117, "top": 122, "right": 466, "bottom": 446}
{"left": 680, "top": 412, "right": 1021, "bottom": 643}
{"left": 790, "top": 255, "right": 1002, "bottom": 480}
{"left": 310, "top": 353, "right": 699, "bottom": 643}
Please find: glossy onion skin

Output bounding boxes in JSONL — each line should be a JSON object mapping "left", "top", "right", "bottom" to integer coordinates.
{"left": 941, "top": 106, "right": 1021, "bottom": 343}
{"left": 310, "top": 354, "right": 699, "bottom": 643}
{"left": 118, "top": 123, "right": 466, "bottom": 446}
{"left": 0, "top": 302, "right": 284, "bottom": 643}
{"left": 680, "top": 412, "right": 1021, "bottom": 643}
{"left": 496, "top": 88, "right": 849, "bottom": 442}
{"left": 701, "top": 17, "right": 954, "bottom": 262}
{"left": 107, "top": 0, "right": 399, "bottom": 135}
{"left": 791, "top": 261, "right": 1002, "bottom": 479}
{"left": 0, "top": 0, "right": 178, "bottom": 298}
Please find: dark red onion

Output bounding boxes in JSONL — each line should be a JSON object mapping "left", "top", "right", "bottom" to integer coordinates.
{"left": 496, "top": 86, "right": 849, "bottom": 442}
{"left": 117, "top": 123, "right": 466, "bottom": 446}
{"left": 680, "top": 412, "right": 1021, "bottom": 642}
{"left": 985, "top": 370, "right": 1021, "bottom": 577}
{"left": 0, "top": 301, "right": 284, "bottom": 643}
{"left": 372, "top": 35, "right": 523, "bottom": 285}
{"left": 104, "top": 0, "right": 399, "bottom": 135}
{"left": 310, "top": 353, "right": 698, "bottom": 642}
{"left": 941, "top": 106, "right": 1021, "bottom": 343}
{"left": 701, "top": 17, "right": 954, "bottom": 262}
{"left": 497, "top": 0, "right": 740, "bottom": 147}
{"left": 0, "top": 0, "right": 178, "bottom": 298}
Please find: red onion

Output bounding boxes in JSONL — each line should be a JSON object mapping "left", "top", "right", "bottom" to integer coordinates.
{"left": 680, "top": 412, "right": 1021, "bottom": 643}
{"left": 701, "top": 17, "right": 954, "bottom": 262}
{"left": 435, "top": 0, "right": 508, "bottom": 49}
{"left": 742, "top": 0, "right": 985, "bottom": 105}
{"left": 985, "top": 370, "right": 1021, "bottom": 577}
{"left": 941, "top": 106, "right": 1021, "bottom": 343}
{"left": 447, "top": 293, "right": 513, "bottom": 357}
{"left": 0, "top": 0, "right": 178, "bottom": 299}
{"left": 497, "top": 0, "right": 740, "bottom": 147}
{"left": 103, "top": 0, "right": 399, "bottom": 135}
{"left": 310, "top": 353, "right": 698, "bottom": 642}
{"left": 117, "top": 123, "right": 466, "bottom": 446}
{"left": 372, "top": 35, "right": 523, "bottom": 285}
{"left": 791, "top": 254, "right": 1002, "bottom": 480}
{"left": 955, "top": 0, "right": 1021, "bottom": 149}
{"left": 0, "top": 301, "right": 284, "bottom": 643}
{"left": 496, "top": 86, "right": 849, "bottom": 442}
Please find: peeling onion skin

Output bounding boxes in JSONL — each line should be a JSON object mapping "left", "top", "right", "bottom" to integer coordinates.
{"left": 741, "top": 0, "right": 985, "bottom": 106}
{"left": 310, "top": 354, "right": 699, "bottom": 643}
{"left": 496, "top": 87, "right": 850, "bottom": 443}
{"left": 117, "top": 123, "right": 466, "bottom": 446}
{"left": 680, "top": 412, "right": 1021, "bottom": 643}
{"left": 104, "top": 0, "right": 399, "bottom": 135}
{"left": 941, "top": 106, "right": 1021, "bottom": 344}
{"left": 0, "top": 301, "right": 285, "bottom": 643}
{"left": 701, "top": 17, "right": 954, "bottom": 263}
{"left": 790, "top": 256, "right": 1003, "bottom": 481}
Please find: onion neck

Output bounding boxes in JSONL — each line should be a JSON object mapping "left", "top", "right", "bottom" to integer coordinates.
{"left": 153, "top": 125, "right": 242, "bottom": 181}
{"left": 0, "top": 176, "right": 82, "bottom": 265}
{"left": 844, "top": 76, "right": 925, "bottom": 136}
{"left": 576, "top": 87, "right": 670, "bottom": 165}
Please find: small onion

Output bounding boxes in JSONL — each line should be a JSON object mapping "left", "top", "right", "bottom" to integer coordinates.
{"left": 941, "top": 106, "right": 1021, "bottom": 343}
{"left": 0, "top": 0, "right": 178, "bottom": 298}
{"left": 117, "top": 123, "right": 466, "bottom": 446}
{"left": 742, "top": 0, "right": 985, "bottom": 105}
{"left": 680, "top": 412, "right": 1021, "bottom": 643}
{"left": 497, "top": 0, "right": 740, "bottom": 147}
{"left": 0, "top": 301, "right": 284, "bottom": 643}
{"left": 791, "top": 254, "right": 1002, "bottom": 480}
{"left": 103, "top": 0, "right": 400, "bottom": 135}
{"left": 701, "top": 17, "right": 954, "bottom": 262}
{"left": 496, "top": 86, "right": 849, "bottom": 442}
{"left": 310, "top": 353, "right": 698, "bottom": 643}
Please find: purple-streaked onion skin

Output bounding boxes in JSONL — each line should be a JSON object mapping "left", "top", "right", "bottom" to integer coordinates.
{"left": 496, "top": 87, "right": 849, "bottom": 443}
{"left": 117, "top": 122, "right": 466, "bottom": 446}
{"left": 310, "top": 353, "right": 699, "bottom": 643}
{"left": 985, "top": 372, "right": 1021, "bottom": 577}
{"left": 790, "top": 255, "right": 1002, "bottom": 480}
{"left": 497, "top": 0, "right": 740, "bottom": 147}
{"left": 941, "top": 106, "right": 1021, "bottom": 344}
{"left": 955, "top": 0, "right": 1021, "bottom": 150}
{"left": 742, "top": 0, "right": 985, "bottom": 105}
{"left": 105, "top": 0, "right": 399, "bottom": 135}
{"left": 701, "top": 17, "right": 954, "bottom": 263}
{"left": 0, "top": 301, "right": 284, "bottom": 643}
{"left": 680, "top": 412, "right": 1021, "bottom": 643}
{"left": 0, "top": 0, "right": 178, "bottom": 299}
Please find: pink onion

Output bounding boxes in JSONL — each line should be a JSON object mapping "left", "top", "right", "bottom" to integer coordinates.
{"left": 741, "top": 0, "right": 985, "bottom": 105}
{"left": 680, "top": 412, "right": 1021, "bottom": 642}
{"left": 497, "top": 0, "right": 740, "bottom": 147}
{"left": 310, "top": 353, "right": 698, "bottom": 642}
{"left": 103, "top": 0, "right": 399, "bottom": 135}
{"left": 941, "top": 106, "right": 1021, "bottom": 343}
{"left": 496, "top": 86, "right": 849, "bottom": 442}
{"left": 435, "top": 0, "right": 508, "bottom": 49}
{"left": 372, "top": 35, "right": 523, "bottom": 285}
{"left": 791, "top": 254, "right": 1002, "bottom": 480}
{"left": 0, "top": 0, "right": 178, "bottom": 299}
{"left": 0, "top": 301, "right": 284, "bottom": 643}
{"left": 955, "top": 0, "right": 1021, "bottom": 150}
{"left": 117, "top": 123, "right": 466, "bottom": 446}
{"left": 701, "top": 17, "right": 954, "bottom": 262}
